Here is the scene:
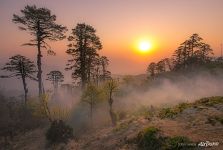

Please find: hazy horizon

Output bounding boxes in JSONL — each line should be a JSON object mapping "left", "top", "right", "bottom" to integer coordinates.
{"left": 1, "top": 0, "right": 223, "bottom": 93}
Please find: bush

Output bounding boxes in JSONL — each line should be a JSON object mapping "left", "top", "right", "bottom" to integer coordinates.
{"left": 158, "top": 108, "right": 177, "bottom": 119}
{"left": 46, "top": 120, "right": 73, "bottom": 145}
{"left": 174, "top": 103, "right": 191, "bottom": 113}
{"left": 136, "top": 127, "right": 193, "bottom": 150}
{"left": 137, "top": 127, "right": 163, "bottom": 150}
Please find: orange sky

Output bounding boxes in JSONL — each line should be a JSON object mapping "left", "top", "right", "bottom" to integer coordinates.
{"left": 1, "top": 0, "right": 223, "bottom": 76}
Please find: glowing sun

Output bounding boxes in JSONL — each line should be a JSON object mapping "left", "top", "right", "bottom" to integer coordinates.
{"left": 139, "top": 41, "right": 152, "bottom": 52}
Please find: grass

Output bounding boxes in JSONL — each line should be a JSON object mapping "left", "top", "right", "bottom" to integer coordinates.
{"left": 113, "top": 122, "right": 129, "bottom": 132}
{"left": 194, "top": 96, "right": 223, "bottom": 107}
{"left": 158, "top": 107, "right": 177, "bottom": 119}
{"left": 165, "top": 136, "right": 193, "bottom": 150}
{"left": 158, "top": 96, "right": 223, "bottom": 119}
{"left": 136, "top": 126, "right": 194, "bottom": 150}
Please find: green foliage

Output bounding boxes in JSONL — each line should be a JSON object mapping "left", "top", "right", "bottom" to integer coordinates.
{"left": 104, "top": 79, "right": 119, "bottom": 96}
{"left": 158, "top": 96, "right": 223, "bottom": 119}
{"left": 27, "top": 97, "right": 46, "bottom": 118}
{"left": 158, "top": 107, "right": 177, "bottom": 119}
{"left": 137, "top": 127, "right": 163, "bottom": 150}
{"left": 46, "top": 120, "right": 73, "bottom": 145}
{"left": 166, "top": 136, "right": 191, "bottom": 150}
{"left": 174, "top": 102, "right": 191, "bottom": 113}
{"left": 81, "top": 83, "right": 102, "bottom": 105}
{"left": 195, "top": 96, "right": 223, "bottom": 106}
{"left": 113, "top": 118, "right": 134, "bottom": 132}
{"left": 136, "top": 126, "right": 193, "bottom": 150}
{"left": 113, "top": 122, "right": 129, "bottom": 132}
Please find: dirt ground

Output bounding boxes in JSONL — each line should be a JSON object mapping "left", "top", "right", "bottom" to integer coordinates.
{"left": 6, "top": 103, "right": 223, "bottom": 150}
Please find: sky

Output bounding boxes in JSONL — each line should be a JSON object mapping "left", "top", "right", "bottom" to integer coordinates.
{"left": 0, "top": 0, "right": 223, "bottom": 89}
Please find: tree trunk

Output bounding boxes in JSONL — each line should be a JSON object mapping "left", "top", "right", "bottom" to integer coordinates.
{"left": 108, "top": 92, "right": 116, "bottom": 126}
{"left": 37, "top": 20, "right": 43, "bottom": 97}
{"left": 22, "top": 76, "right": 28, "bottom": 106}
{"left": 109, "top": 105, "right": 116, "bottom": 126}
{"left": 90, "top": 98, "right": 93, "bottom": 127}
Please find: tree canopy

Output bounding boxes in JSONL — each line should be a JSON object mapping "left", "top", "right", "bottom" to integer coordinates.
{"left": 66, "top": 23, "right": 102, "bottom": 88}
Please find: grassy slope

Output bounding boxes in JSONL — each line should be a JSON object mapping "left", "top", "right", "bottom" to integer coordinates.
{"left": 9, "top": 96, "right": 223, "bottom": 150}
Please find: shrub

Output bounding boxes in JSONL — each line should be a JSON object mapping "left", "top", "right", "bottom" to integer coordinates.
{"left": 136, "top": 127, "right": 193, "bottom": 150}
{"left": 137, "top": 127, "right": 163, "bottom": 150}
{"left": 46, "top": 120, "right": 73, "bottom": 145}
{"left": 174, "top": 102, "right": 191, "bottom": 113}
{"left": 166, "top": 136, "right": 191, "bottom": 150}
{"left": 158, "top": 108, "right": 177, "bottom": 119}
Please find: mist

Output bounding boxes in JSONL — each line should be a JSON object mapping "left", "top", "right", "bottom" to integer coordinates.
{"left": 114, "top": 69, "right": 223, "bottom": 112}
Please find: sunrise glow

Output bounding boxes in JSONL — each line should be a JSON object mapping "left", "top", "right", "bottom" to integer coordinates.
{"left": 138, "top": 41, "right": 152, "bottom": 53}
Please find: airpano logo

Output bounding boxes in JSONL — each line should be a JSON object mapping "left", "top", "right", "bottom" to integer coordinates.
{"left": 198, "top": 141, "right": 219, "bottom": 147}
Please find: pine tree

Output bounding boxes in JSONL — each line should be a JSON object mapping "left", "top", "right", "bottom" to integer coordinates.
{"left": 66, "top": 23, "right": 102, "bottom": 88}
{"left": 13, "top": 5, "right": 67, "bottom": 96}
{"left": 1, "top": 55, "right": 36, "bottom": 105}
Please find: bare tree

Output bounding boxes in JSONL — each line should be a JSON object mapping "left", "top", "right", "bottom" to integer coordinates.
{"left": 104, "top": 79, "right": 118, "bottom": 126}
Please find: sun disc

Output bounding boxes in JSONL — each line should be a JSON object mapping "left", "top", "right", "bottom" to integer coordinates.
{"left": 139, "top": 41, "right": 151, "bottom": 52}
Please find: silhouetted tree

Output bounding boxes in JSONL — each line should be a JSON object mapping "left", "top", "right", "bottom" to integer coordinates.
{"left": 196, "top": 43, "right": 213, "bottom": 63}
{"left": 163, "top": 58, "right": 173, "bottom": 71}
{"left": 172, "top": 33, "right": 213, "bottom": 70}
{"left": 172, "top": 41, "right": 190, "bottom": 70}
{"left": 100, "top": 56, "right": 111, "bottom": 81}
{"left": 13, "top": 5, "right": 67, "bottom": 97}
{"left": 46, "top": 71, "right": 64, "bottom": 94}
{"left": 66, "top": 23, "right": 102, "bottom": 89}
{"left": 104, "top": 79, "right": 118, "bottom": 126}
{"left": 147, "top": 62, "right": 156, "bottom": 79}
{"left": 91, "top": 56, "right": 111, "bottom": 86}
{"left": 188, "top": 33, "right": 203, "bottom": 57}
{"left": 92, "top": 57, "right": 101, "bottom": 86}
{"left": 156, "top": 60, "right": 165, "bottom": 73}
{"left": 1, "top": 55, "right": 36, "bottom": 105}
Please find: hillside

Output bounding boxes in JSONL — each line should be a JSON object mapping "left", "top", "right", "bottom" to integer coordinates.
{"left": 7, "top": 96, "right": 223, "bottom": 150}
